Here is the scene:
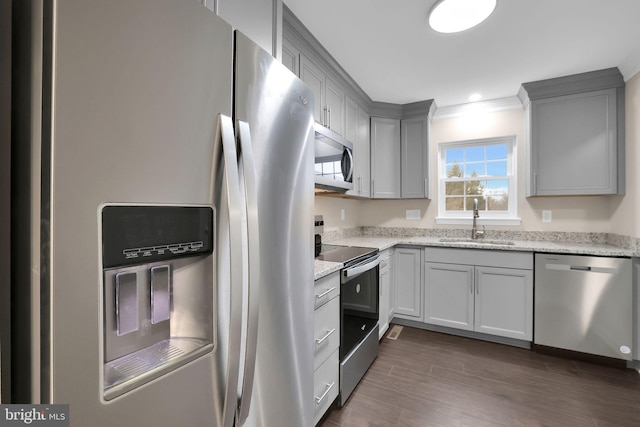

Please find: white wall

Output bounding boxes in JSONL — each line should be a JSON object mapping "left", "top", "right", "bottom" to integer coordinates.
{"left": 314, "top": 194, "right": 363, "bottom": 232}
{"left": 611, "top": 71, "right": 640, "bottom": 238}
{"left": 317, "top": 78, "right": 640, "bottom": 235}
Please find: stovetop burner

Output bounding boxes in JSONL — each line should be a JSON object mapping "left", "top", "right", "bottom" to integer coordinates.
{"left": 315, "top": 244, "right": 378, "bottom": 267}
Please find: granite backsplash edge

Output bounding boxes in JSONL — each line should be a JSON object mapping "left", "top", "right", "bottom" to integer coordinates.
{"left": 320, "top": 226, "right": 640, "bottom": 253}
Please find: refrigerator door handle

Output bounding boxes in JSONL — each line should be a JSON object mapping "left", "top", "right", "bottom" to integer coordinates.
{"left": 217, "top": 114, "right": 245, "bottom": 427}
{"left": 236, "top": 120, "right": 261, "bottom": 425}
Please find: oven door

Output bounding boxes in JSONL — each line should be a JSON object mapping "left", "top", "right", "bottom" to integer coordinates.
{"left": 341, "top": 255, "right": 380, "bottom": 317}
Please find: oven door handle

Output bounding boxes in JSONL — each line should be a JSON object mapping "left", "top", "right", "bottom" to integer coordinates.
{"left": 342, "top": 255, "right": 380, "bottom": 281}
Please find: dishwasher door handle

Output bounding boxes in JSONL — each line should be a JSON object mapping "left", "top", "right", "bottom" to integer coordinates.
{"left": 545, "top": 263, "right": 618, "bottom": 274}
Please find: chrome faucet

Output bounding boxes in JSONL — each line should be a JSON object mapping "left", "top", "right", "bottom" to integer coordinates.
{"left": 471, "top": 198, "right": 484, "bottom": 240}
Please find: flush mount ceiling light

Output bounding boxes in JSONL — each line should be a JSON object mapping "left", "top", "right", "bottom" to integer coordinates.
{"left": 429, "top": 0, "right": 497, "bottom": 33}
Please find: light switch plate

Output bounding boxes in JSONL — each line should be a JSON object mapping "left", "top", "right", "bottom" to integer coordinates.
{"left": 406, "top": 209, "right": 421, "bottom": 220}
{"left": 542, "top": 210, "right": 552, "bottom": 223}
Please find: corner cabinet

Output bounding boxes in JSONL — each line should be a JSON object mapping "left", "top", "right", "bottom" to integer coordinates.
{"left": 401, "top": 115, "right": 430, "bottom": 199}
{"left": 520, "top": 68, "right": 625, "bottom": 196}
{"left": 393, "top": 247, "right": 422, "bottom": 320}
{"left": 371, "top": 117, "right": 401, "bottom": 199}
{"left": 300, "top": 55, "right": 345, "bottom": 136}
{"left": 423, "top": 248, "right": 533, "bottom": 342}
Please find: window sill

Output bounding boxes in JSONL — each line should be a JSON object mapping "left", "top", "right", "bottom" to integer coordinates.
{"left": 435, "top": 217, "right": 522, "bottom": 226}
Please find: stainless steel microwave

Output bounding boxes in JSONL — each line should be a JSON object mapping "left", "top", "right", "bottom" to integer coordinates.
{"left": 314, "top": 123, "right": 354, "bottom": 192}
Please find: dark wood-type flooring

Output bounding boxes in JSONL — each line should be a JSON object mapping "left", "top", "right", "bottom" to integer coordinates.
{"left": 319, "top": 325, "right": 640, "bottom": 427}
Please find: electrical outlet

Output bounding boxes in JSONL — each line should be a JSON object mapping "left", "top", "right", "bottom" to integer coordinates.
{"left": 542, "top": 210, "right": 552, "bottom": 223}
{"left": 341, "top": 208, "right": 345, "bottom": 221}
{"left": 406, "top": 209, "right": 421, "bottom": 220}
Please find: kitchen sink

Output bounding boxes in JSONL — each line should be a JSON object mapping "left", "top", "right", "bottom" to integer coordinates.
{"left": 438, "top": 238, "right": 515, "bottom": 246}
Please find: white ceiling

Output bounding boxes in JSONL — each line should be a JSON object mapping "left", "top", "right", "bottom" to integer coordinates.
{"left": 283, "top": 0, "right": 640, "bottom": 107}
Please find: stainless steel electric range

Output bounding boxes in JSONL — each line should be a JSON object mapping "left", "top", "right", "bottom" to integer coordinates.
{"left": 316, "top": 244, "right": 380, "bottom": 406}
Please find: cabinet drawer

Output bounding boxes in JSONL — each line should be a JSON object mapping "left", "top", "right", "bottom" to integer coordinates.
{"left": 424, "top": 247, "right": 533, "bottom": 270}
{"left": 314, "top": 272, "right": 340, "bottom": 309}
{"left": 313, "top": 349, "right": 339, "bottom": 426}
{"left": 314, "top": 295, "right": 340, "bottom": 369}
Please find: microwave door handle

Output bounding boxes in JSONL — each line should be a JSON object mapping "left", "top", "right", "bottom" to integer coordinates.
{"left": 215, "top": 114, "right": 244, "bottom": 427}
{"left": 343, "top": 255, "right": 380, "bottom": 281}
{"left": 235, "top": 121, "right": 261, "bottom": 425}
{"left": 341, "top": 148, "right": 354, "bottom": 182}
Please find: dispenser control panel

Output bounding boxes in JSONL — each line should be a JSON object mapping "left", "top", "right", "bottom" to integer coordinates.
{"left": 102, "top": 205, "right": 214, "bottom": 268}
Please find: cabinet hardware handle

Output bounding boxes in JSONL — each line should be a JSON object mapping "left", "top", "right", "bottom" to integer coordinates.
{"left": 424, "top": 179, "right": 428, "bottom": 197}
{"left": 315, "top": 328, "right": 336, "bottom": 345}
{"left": 328, "top": 106, "right": 332, "bottom": 129}
{"left": 315, "top": 382, "right": 335, "bottom": 405}
{"left": 323, "top": 106, "right": 327, "bottom": 127}
{"left": 315, "top": 287, "right": 336, "bottom": 299}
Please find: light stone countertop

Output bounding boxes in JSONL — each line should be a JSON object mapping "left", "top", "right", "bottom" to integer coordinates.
{"left": 313, "top": 259, "right": 342, "bottom": 280}
{"left": 314, "top": 235, "right": 637, "bottom": 281}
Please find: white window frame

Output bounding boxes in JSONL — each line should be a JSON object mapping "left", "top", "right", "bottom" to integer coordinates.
{"left": 436, "top": 136, "right": 521, "bottom": 226}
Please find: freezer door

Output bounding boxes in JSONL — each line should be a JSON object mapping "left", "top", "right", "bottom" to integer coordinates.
{"left": 234, "top": 31, "right": 316, "bottom": 427}
{"left": 24, "top": 0, "right": 237, "bottom": 425}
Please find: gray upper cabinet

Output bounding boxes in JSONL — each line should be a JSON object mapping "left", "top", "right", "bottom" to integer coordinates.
{"left": 371, "top": 117, "right": 401, "bottom": 199}
{"left": 520, "top": 68, "right": 625, "bottom": 196}
{"left": 300, "top": 55, "right": 345, "bottom": 136}
{"left": 401, "top": 116, "right": 430, "bottom": 198}
{"left": 212, "top": 0, "right": 276, "bottom": 55}
{"left": 346, "top": 97, "right": 371, "bottom": 198}
{"left": 281, "top": 37, "right": 300, "bottom": 75}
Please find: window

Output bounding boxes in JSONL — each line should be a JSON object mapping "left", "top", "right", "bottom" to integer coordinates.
{"left": 437, "top": 136, "right": 519, "bottom": 225}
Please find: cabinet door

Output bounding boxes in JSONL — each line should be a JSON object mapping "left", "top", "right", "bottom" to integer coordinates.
{"left": 357, "top": 108, "right": 371, "bottom": 198}
{"left": 393, "top": 247, "right": 422, "bottom": 319}
{"left": 378, "top": 261, "right": 390, "bottom": 339}
{"left": 371, "top": 117, "right": 401, "bottom": 199}
{"left": 401, "top": 116, "right": 429, "bottom": 199}
{"left": 345, "top": 100, "right": 371, "bottom": 198}
{"left": 530, "top": 88, "right": 618, "bottom": 195}
{"left": 281, "top": 39, "right": 299, "bottom": 76}
{"left": 325, "top": 75, "right": 345, "bottom": 136}
{"left": 424, "top": 262, "right": 474, "bottom": 331}
{"left": 300, "top": 55, "right": 325, "bottom": 125}
{"left": 474, "top": 267, "right": 533, "bottom": 341}
{"left": 387, "top": 249, "right": 395, "bottom": 320}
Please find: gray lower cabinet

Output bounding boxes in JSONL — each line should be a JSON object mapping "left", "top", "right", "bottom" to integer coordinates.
{"left": 401, "top": 116, "right": 430, "bottom": 199}
{"left": 313, "top": 272, "right": 340, "bottom": 424}
{"left": 393, "top": 247, "right": 422, "bottom": 319}
{"left": 371, "top": 117, "right": 401, "bottom": 199}
{"left": 423, "top": 248, "right": 533, "bottom": 341}
{"left": 423, "top": 262, "right": 474, "bottom": 331}
{"left": 378, "top": 249, "right": 394, "bottom": 339}
{"left": 474, "top": 266, "right": 533, "bottom": 341}
{"left": 520, "top": 68, "right": 625, "bottom": 196}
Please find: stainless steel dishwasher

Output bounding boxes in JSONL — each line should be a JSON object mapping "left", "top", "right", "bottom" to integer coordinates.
{"left": 534, "top": 254, "right": 633, "bottom": 360}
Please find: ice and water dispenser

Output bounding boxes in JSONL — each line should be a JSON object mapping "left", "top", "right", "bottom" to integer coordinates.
{"left": 101, "top": 205, "right": 215, "bottom": 400}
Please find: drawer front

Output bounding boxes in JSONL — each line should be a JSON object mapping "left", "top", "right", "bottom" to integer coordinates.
{"left": 314, "top": 271, "right": 340, "bottom": 309}
{"left": 314, "top": 296, "right": 340, "bottom": 369}
{"left": 313, "top": 349, "right": 339, "bottom": 425}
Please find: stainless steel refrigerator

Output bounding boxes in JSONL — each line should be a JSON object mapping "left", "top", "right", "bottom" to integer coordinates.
{"left": 7, "top": 1, "right": 315, "bottom": 426}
